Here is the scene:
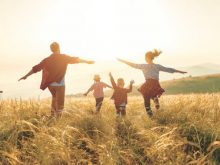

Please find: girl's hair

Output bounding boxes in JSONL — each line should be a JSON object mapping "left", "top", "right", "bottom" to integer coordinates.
{"left": 145, "top": 49, "right": 162, "bottom": 60}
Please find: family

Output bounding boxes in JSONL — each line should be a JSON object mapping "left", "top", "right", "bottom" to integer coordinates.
{"left": 19, "top": 42, "right": 187, "bottom": 118}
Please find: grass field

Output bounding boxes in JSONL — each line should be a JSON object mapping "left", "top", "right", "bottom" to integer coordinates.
{"left": 0, "top": 94, "right": 219, "bottom": 165}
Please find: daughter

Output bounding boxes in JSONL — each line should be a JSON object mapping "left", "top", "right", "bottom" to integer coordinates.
{"left": 84, "top": 75, "right": 112, "bottom": 112}
{"left": 118, "top": 49, "right": 187, "bottom": 117}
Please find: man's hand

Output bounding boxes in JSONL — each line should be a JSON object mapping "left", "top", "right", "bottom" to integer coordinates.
{"left": 86, "top": 60, "right": 95, "bottom": 64}
{"left": 18, "top": 76, "right": 27, "bottom": 81}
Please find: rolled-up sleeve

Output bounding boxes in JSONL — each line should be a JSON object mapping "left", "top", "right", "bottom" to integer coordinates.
{"left": 64, "top": 55, "right": 79, "bottom": 64}
{"left": 157, "top": 64, "right": 177, "bottom": 73}
{"left": 32, "top": 62, "right": 43, "bottom": 73}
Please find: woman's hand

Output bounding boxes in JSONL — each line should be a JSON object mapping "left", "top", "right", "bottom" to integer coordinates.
{"left": 177, "top": 70, "right": 187, "bottom": 74}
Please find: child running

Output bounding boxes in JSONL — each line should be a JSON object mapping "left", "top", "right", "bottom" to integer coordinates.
{"left": 84, "top": 75, "right": 112, "bottom": 113}
{"left": 118, "top": 49, "right": 187, "bottom": 117}
{"left": 109, "top": 72, "right": 134, "bottom": 117}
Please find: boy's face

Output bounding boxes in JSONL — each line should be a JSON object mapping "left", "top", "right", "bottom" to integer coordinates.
{"left": 117, "top": 79, "right": 125, "bottom": 87}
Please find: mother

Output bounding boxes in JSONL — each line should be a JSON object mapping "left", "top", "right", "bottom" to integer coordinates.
{"left": 19, "top": 42, "right": 94, "bottom": 117}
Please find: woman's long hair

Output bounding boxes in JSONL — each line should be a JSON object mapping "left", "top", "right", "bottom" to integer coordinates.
{"left": 145, "top": 49, "right": 162, "bottom": 60}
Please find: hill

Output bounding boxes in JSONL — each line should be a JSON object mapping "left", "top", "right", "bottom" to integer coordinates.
{"left": 103, "top": 73, "right": 220, "bottom": 97}
{"left": 161, "top": 73, "right": 220, "bottom": 94}
{"left": 181, "top": 63, "right": 220, "bottom": 77}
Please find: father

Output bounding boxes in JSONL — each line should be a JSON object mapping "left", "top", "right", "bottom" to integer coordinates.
{"left": 19, "top": 42, "right": 94, "bottom": 117}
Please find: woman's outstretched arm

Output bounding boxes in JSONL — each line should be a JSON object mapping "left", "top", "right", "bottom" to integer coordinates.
{"left": 175, "top": 70, "right": 187, "bottom": 74}
{"left": 117, "top": 58, "right": 142, "bottom": 69}
{"left": 157, "top": 64, "right": 187, "bottom": 74}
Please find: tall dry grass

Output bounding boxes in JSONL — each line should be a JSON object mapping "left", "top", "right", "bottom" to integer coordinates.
{"left": 0, "top": 94, "right": 219, "bottom": 165}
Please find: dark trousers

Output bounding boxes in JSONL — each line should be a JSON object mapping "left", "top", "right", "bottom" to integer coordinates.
{"left": 115, "top": 105, "right": 126, "bottom": 117}
{"left": 95, "top": 97, "right": 104, "bottom": 112}
{"left": 144, "top": 96, "right": 160, "bottom": 117}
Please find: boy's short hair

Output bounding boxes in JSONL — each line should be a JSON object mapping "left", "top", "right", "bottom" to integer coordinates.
{"left": 50, "top": 42, "right": 60, "bottom": 52}
{"left": 117, "top": 78, "right": 125, "bottom": 86}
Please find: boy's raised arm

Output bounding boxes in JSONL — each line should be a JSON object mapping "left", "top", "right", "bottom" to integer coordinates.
{"left": 109, "top": 72, "right": 117, "bottom": 89}
{"left": 126, "top": 80, "right": 134, "bottom": 93}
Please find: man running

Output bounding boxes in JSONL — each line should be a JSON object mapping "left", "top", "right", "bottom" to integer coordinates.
{"left": 19, "top": 42, "right": 94, "bottom": 117}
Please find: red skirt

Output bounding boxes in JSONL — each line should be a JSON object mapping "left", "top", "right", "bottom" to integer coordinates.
{"left": 138, "top": 79, "right": 165, "bottom": 98}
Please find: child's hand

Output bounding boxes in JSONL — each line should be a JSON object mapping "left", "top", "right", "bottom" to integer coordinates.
{"left": 109, "top": 72, "right": 112, "bottom": 77}
{"left": 130, "top": 80, "right": 135, "bottom": 84}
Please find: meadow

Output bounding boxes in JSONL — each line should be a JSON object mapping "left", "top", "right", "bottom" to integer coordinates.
{"left": 0, "top": 94, "right": 219, "bottom": 165}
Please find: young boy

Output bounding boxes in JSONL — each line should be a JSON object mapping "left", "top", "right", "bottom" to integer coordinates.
{"left": 109, "top": 72, "right": 134, "bottom": 117}
{"left": 84, "top": 75, "right": 112, "bottom": 112}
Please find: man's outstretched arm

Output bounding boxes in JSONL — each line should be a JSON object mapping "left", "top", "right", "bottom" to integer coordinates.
{"left": 18, "top": 69, "right": 34, "bottom": 81}
{"left": 66, "top": 55, "right": 95, "bottom": 64}
{"left": 77, "top": 58, "right": 95, "bottom": 64}
{"left": 18, "top": 61, "right": 43, "bottom": 81}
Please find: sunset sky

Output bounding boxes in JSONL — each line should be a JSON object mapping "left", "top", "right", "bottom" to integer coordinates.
{"left": 1, "top": 0, "right": 220, "bottom": 98}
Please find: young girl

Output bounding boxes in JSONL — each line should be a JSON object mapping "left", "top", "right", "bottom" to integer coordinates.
{"left": 118, "top": 49, "right": 187, "bottom": 117}
{"left": 84, "top": 74, "right": 112, "bottom": 112}
{"left": 109, "top": 72, "right": 134, "bottom": 117}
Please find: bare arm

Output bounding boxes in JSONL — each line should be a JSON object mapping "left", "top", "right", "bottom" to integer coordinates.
{"left": 77, "top": 58, "right": 95, "bottom": 64}
{"left": 18, "top": 69, "right": 34, "bottom": 81}
{"left": 65, "top": 55, "right": 95, "bottom": 64}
